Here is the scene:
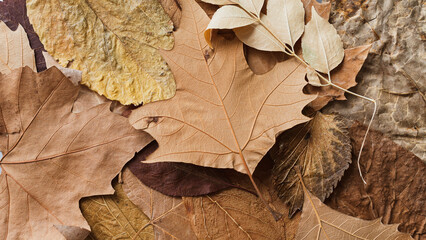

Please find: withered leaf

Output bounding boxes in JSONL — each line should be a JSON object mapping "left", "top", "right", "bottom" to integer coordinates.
{"left": 122, "top": 168, "right": 197, "bottom": 240}
{"left": 159, "top": 0, "right": 182, "bottom": 29}
{"left": 43, "top": 51, "right": 81, "bottom": 86}
{"left": 129, "top": 0, "right": 315, "bottom": 174}
{"left": 183, "top": 170, "right": 300, "bottom": 240}
{"left": 0, "top": 67, "right": 152, "bottom": 239}
{"left": 0, "top": 21, "right": 35, "bottom": 75}
{"left": 80, "top": 180, "right": 154, "bottom": 240}
{"left": 326, "top": 123, "right": 426, "bottom": 239}
{"left": 43, "top": 51, "right": 131, "bottom": 116}
{"left": 0, "top": 0, "right": 46, "bottom": 72}
{"left": 306, "top": 45, "right": 372, "bottom": 111}
{"left": 296, "top": 177, "right": 413, "bottom": 239}
{"left": 128, "top": 142, "right": 240, "bottom": 197}
{"left": 27, "top": 0, "right": 176, "bottom": 105}
{"left": 301, "top": 0, "right": 331, "bottom": 22}
{"left": 271, "top": 112, "right": 351, "bottom": 217}
{"left": 302, "top": 7, "right": 344, "bottom": 74}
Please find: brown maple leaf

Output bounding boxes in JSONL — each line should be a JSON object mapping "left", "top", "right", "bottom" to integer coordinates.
{"left": 129, "top": 0, "right": 314, "bottom": 176}
{"left": 295, "top": 172, "right": 413, "bottom": 240}
{"left": 0, "top": 67, "right": 152, "bottom": 239}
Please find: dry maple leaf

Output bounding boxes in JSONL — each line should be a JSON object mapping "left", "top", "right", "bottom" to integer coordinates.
{"left": 0, "top": 21, "right": 36, "bottom": 75}
{"left": 122, "top": 168, "right": 197, "bottom": 240}
{"left": 0, "top": 0, "right": 46, "bottom": 72}
{"left": 270, "top": 112, "right": 351, "bottom": 217}
{"left": 26, "top": 0, "right": 176, "bottom": 105}
{"left": 295, "top": 173, "right": 413, "bottom": 240}
{"left": 80, "top": 180, "right": 154, "bottom": 240}
{"left": 129, "top": 0, "right": 314, "bottom": 175}
{"left": 0, "top": 67, "right": 152, "bottom": 239}
{"left": 326, "top": 123, "right": 426, "bottom": 239}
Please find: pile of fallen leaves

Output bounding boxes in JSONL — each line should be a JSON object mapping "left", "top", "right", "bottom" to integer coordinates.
{"left": 0, "top": 0, "right": 424, "bottom": 239}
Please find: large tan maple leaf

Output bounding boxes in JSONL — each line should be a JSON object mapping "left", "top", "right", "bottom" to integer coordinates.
{"left": 0, "top": 67, "right": 152, "bottom": 239}
{"left": 129, "top": 0, "right": 315, "bottom": 174}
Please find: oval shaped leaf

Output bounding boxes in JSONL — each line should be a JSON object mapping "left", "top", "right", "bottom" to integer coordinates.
{"left": 264, "top": 0, "right": 305, "bottom": 47}
{"left": 302, "top": 7, "right": 344, "bottom": 73}
{"left": 205, "top": 5, "right": 257, "bottom": 47}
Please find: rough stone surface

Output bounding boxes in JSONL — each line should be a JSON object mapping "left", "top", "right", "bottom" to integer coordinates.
{"left": 324, "top": 0, "right": 426, "bottom": 160}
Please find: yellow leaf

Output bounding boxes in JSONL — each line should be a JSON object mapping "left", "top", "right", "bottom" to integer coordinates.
{"left": 81, "top": 181, "right": 154, "bottom": 240}
{"left": 26, "top": 0, "right": 176, "bottom": 105}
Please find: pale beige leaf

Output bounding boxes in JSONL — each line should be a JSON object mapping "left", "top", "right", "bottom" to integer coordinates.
{"left": 201, "top": 0, "right": 235, "bottom": 5}
{"left": 302, "top": 7, "right": 344, "bottom": 73}
{"left": 205, "top": 5, "right": 257, "bottom": 47}
{"left": 0, "top": 22, "right": 35, "bottom": 75}
{"left": 233, "top": 14, "right": 283, "bottom": 52}
{"left": 264, "top": 0, "right": 305, "bottom": 47}
{"left": 129, "top": 0, "right": 315, "bottom": 174}
{"left": 122, "top": 168, "right": 197, "bottom": 240}
{"left": 296, "top": 187, "right": 413, "bottom": 240}
{"left": 0, "top": 67, "right": 152, "bottom": 239}
{"left": 203, "top": 0, "right": 264, "bottom": 16}
{"left": 27, "top": 0, "right": 175, "bottom": 105}
{"left": 306, "top": 66, "right": 322, "bottom": 86}
{"left": 43, "top": 51, "right": 81, "bottom": 86}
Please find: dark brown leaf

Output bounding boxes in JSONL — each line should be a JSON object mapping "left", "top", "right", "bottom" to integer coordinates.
{"left": 0, "top": 0, "right": 46, "bottom": 71}
{"left": 326, "top": 123, "right": 426, "bottom": 239}
{"left": 128, "top": 142, "right": 246, "bottom": 197}
{"left": 271, "top": 112, "right": 352, "bottom": 217}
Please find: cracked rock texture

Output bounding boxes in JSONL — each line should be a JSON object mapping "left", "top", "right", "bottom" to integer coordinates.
{"left": 324, "top": 0, "right": 426, "bottom": 160}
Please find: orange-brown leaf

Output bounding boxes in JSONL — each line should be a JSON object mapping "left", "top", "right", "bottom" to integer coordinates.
{"left": 306, "top": 45, "right": 371, "bottom": 111}
{"left": 296, "top": 182, "right": 413, "bottom": 239}
{"left": 122, "top": 168, "right": 197, "bottom": 240}
{"left": 129, "top": 0, "right": 315, "bottom": 174}
{"left": 0, "top": 67, "right": 152, "bottom": 239}
{"left": 301, "top": 0, "right": 331, "bottom": 22}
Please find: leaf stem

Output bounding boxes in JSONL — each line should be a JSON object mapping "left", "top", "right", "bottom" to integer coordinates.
{"left": 241, "top": 6, "right": 375, "bottom": 184}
